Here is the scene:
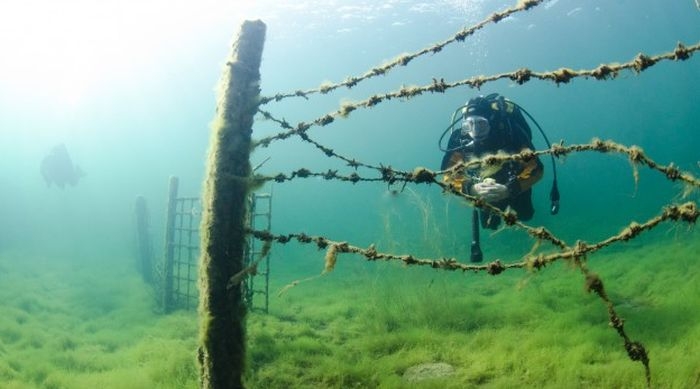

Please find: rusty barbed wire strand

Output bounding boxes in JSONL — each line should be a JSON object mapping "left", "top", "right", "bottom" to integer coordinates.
{"left": 443, "top": 138, "right": 700, "bottom": 188}
{"left": 257, "top": 138, "right": 700, "bottom": 191}
{"left": 258, "top": 0, "right": 546, "bottom": 105}
{"left": 246, "top": 201, "right": 697, "bottom": 275}
{"left": 257, "top": 124, "right": 382, "bottom": 173}
{"left": 578, "top": 262, "right": 651, "bottom": 386}
{"left": 254, "top": 41, "right": 700, "bottom": 149}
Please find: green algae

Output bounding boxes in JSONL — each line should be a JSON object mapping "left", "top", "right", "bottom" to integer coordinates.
{"left": 0, "top": 226, "right": 698, "bottom": 388}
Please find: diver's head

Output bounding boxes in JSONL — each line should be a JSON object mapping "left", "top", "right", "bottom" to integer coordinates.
{"left": 463, "top": 95, "right": 494, "bottom": 118}
{"left": 460, "top": 95, "right": 494, "bottom": 142}
{"left": 461, "top": 115, "right": 490, "bottom": 142}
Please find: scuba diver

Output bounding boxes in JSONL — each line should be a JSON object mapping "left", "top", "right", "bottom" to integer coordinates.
{"left": 439, "top": 93, "right": 560, "bottom": 262}
{"left": 40, "top": 143, "right": 85, "bottom": 189}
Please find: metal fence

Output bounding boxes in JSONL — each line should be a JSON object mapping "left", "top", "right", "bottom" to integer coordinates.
{"left": 135, "top": 176, "right": 272, "bottom": 313}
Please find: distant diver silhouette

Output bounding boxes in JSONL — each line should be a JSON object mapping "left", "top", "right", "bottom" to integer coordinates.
{"left": 40, "top": 143, "right": 85, "bottom": 188}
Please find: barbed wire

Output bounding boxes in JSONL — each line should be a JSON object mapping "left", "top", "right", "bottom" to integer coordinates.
{"left": 254, "top": 41, "right": 699, "bottom": 149}
{"left": 258, "top": 0, "right": 546, "bottom": 105}
{"left": 255, "top": 138, "right": 700, "bottom": 191}
{"left": 253, "top": 113, "right": 379, "bottom": 173}
{"left": 246, "top": 201, "right": 696, "bottom": 275}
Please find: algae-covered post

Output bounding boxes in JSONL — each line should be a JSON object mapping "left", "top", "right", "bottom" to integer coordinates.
{"left": 134, "top": 195, "right": 153, "bottom": 284}
{"left": 162, "top": 175, "right": 179, "bottom": 312}
{"left": 197, "top": 20, "right": 266, "bottom": 389}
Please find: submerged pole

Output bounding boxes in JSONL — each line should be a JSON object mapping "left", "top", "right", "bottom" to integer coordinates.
{"left": 197, "top": 20, "right": 266, "bottom": 389}
{"left": 163, "top": 176, "right": 179, "bottom": 312}
{"left": 134, "top": 195, "right": 153, "bottom": 284}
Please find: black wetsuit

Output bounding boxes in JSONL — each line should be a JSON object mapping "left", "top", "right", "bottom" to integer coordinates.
{"left": 441, "top": 100, "right": 543, "bottom": 229}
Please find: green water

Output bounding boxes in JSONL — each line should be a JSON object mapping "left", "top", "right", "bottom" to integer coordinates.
{"left": 1, "top": 1, "right": 699, "bottom": 388}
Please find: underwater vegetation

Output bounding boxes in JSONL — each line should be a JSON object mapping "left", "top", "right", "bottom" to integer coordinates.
{"left": 245, "top": 229, "right": 700, "bottom": 388}
{"left": 0, "top": 254, "right": 199, "bottom": 389}
{"left": 1, "top": 207, "right": 699, "bottom": 389}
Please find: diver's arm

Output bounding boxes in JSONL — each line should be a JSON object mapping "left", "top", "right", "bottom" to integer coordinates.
{"left": 440, "top": 149, "right": 460, "bottom": 171}
{"left": 441, "top": 151, "right": 468, "bottom": 192}
{"left": 507, "top": 153, "right": 544, "bottom": 195}
{"left": 471, "top": 148, "right": 543, "bottom": 201}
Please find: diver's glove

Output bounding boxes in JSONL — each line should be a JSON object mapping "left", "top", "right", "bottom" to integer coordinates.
{"left": 472, "top": 178, "right": 509, "bottom": 202}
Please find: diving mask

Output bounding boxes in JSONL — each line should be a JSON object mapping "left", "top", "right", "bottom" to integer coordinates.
{"left": 461, "top": 115, "right": 490, "bottom": 142}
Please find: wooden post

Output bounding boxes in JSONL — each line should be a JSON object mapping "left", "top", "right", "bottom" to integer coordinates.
{"left": 197, "top": 20, "right": 266, "bottom": 389}
{"left": 134, "top": 195, "right": 153, "bottom": 283}
{"left": 163, "top": 176, "right": 179, "bottom": 313}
